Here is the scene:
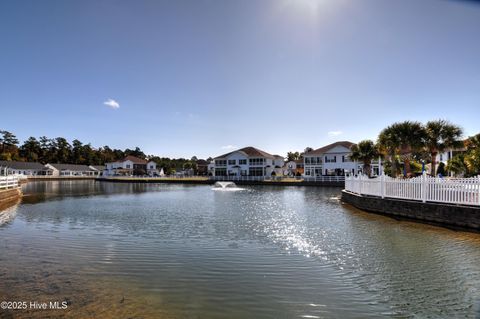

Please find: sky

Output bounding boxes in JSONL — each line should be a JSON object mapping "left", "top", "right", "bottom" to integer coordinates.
{"left": 1, "top": 0, "right": 479, "bottom": 159}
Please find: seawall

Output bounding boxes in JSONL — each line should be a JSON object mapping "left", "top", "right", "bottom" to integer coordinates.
{"left": 0, "top": 188, "right": 22, "bottom": 211}
{"left": 341, "top": 190, "right": 480, "bottom": 232}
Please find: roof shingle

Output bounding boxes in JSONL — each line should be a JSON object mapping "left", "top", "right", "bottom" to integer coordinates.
{"left": 48, "top": 163, "right": 96, "bottom": 171}
{"left": 214, "top": 146, "right": 275, "bottom": 159}
{"left": 304, "top": 141, "right": 355, "bottom": 156}
{"left": 0, "top": 161, "right": 45, "bottom": 170}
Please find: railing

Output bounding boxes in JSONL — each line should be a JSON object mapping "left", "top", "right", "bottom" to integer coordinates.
{"left": 210, "top": 175, "right": 345, "bottom": 182}
{"left": 0, "top": 175, "right": 20, "bottom": 190}
{"left": 345, "top": 174, "right": 480, "bottom": 206}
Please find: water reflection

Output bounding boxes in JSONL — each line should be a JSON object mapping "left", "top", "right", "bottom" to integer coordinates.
{"left": 1, "top": 181, "right": 480, "bottom": 318}
{"left": 0, "top": 201, "right": 19, "bottom": 226}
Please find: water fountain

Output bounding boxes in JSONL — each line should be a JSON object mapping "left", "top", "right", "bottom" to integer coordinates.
{"left": 212, "top": 181, "right": 243, "bottom": 191}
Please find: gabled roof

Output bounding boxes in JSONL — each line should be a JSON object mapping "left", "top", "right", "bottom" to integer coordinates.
{"left": 121, "top": 155, "right": 148, "bottom": 164}
{"left": 0, "top": 161, "right": 45, "bottom": 170}
{"left": 48, "top": 163, "right": 96, "bottom": 171}
{"left": 214, "top": 146, "right": 275, "bottom": 160}
{"left": 90, "top": 165, "right": 105, "bottom": 171}
{"left": 304, "top": 141, "right": 355, "bottom": 156}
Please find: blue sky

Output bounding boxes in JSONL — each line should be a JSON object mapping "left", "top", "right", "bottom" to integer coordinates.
{"left": 1, "top": 0, "right": 479, "bottom": 159}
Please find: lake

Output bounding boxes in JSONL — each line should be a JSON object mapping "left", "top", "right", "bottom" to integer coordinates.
{"left": 1, "top": 180, "right": 480, "bottom": 318}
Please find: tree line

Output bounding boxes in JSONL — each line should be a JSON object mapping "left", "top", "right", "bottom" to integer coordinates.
{"left": 350, "top": 119, "right": 479, "bottom": 177}
{"left": 0, "top": 130, "right": 203, "bottom": 175}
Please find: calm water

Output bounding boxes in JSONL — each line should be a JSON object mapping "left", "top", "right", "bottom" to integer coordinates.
{"left": 2, "top": 181, "right": 480, "bottom": 318}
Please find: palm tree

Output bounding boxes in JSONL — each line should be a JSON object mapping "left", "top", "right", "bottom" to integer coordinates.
{"left": 377, "top": 126, "right": 401, "bottom": 177}
{"left": 464, "top": 134, "right": 480, "bottom": 176}
{"left": 446, "top": 154, "right": 467, "bottom": 177}
{"left": 389, "top": 121, "right": 426, "bottom": 177}
{"left": 350, "top": 140, "right": 380, "bottom": 177}
{"left": 424, "top": 120, "right": 463, "bottom": 176}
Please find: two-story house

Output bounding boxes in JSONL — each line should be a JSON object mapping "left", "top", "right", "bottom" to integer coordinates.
{"left": 304, "top": 141, "right": 382, "bottom": 176}
{"left": 104, "top": 155, "right": 158, "bottom": 176}
{"left": 212, "top": 146, "right": 283, "bottom": 177}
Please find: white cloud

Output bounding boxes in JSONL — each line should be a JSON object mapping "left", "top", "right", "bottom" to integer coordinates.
{"left": 221, "top": 145, "right": 237, "bottom": 150}
{"left": 328, "top": 131, "right": 343, "bottom": 137}
{"left": 104, "top": 98, "right": 120, "bottom": 109}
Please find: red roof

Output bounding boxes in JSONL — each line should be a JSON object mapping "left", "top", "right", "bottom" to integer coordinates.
{"left": 304, "top": 141, "right": 355, "bottom": 156}
{"left": 214, "top": 146, "right": 275, "bottom": 159}
{"left": 121, "top": 155, "right": 148, "bottom": 164}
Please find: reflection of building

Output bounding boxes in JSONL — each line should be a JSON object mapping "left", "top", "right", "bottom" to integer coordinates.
{"left": 212, "top": 146, "right": 284, "bottom": 177}
{"left": 104, "top": 156, "right": 158, "bottom": 176}
{"left": 45, "top": 163, "right": 100, "bottom": 176}
{"left": 0, "top": 161, "right": 46, "bottom": 176}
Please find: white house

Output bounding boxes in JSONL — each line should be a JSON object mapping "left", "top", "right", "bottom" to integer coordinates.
{"left": 104, "top": 155, "right": 158, "bottom": 176}
{"left": 207, "top": 160, "right": 215, "bottom": 176}
{"left": 45, "top": 164, "right": 99, "bottom": 176}
{"left": 304, "top": 141, "right": 381, "bottom": 176}
{"left": 0, "top": 161, "right": 46, "bottom": 176}
{"left": 434, "top": 144, "right": 466, "bottom": 176}
{"left": 282, "top": 159, "right": 304, "bottom": 176}
{"left": 212, "top": 146, "right": 283, "bottom": 177}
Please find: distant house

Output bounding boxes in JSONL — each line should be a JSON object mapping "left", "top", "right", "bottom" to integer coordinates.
{"left": 434, "top": 142, "right": 467, "bottom": 176}
{"left": 207, "top": 160, "right": 215, "bottom": 176}
{"left": 0, "top": 161, "right": 46, "bottom": 176}
{"left": 45, "top": 163, "right": 99, "bottom": 176}
{"left": 90, "top": 165, "right": 105, "bottom": 176}
{"left": 304, "top": 141, "right": 381, "bottom": 176}
{"left": 104, "top": 155, "right": 158, "bottom": 176}
{"left": 196, "top": 159, "right": 209, "bottom": 176}
{"left": 212, "top": 146, "right": 284, "bottom": 177}
{"left": 283, "top": 159, "right": 304, "bottom": 176}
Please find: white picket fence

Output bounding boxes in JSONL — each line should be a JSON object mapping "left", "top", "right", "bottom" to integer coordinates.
{"left": 345, "top": 174, "right": 480, "bottom": 206}
{"left": 0, "top": 175, "right": 20, "bottom": 190}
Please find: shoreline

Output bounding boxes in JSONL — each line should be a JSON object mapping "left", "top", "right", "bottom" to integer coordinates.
{"left": 95, "top": 177, "right": 344, "bottom": 187}
{"left": 28, "top": 176, "right": 97, "bottom": 181}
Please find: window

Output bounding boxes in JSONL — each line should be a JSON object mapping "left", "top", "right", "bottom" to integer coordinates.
{"left": 249, "top": 158, "right": 264, "bottom": 165}
{"left": 325, "top": 156, "right": 336, "bottom": 163}
{"left": 215, "top": 160, "right": 227, "bottom": 166}
{"left": 305, "top": 157, "right": 311, "bottom": 164}
{"left": 228, "top": 160, "right": 236, "bottom": 165}
{"left": 215, "top": 168, "right": 227, "bottom": 176}
{"left": 126, "top": 164, "right": 131, "bottom": 168}
{"left": 249, "top": 167, "right": 264, "bottom": 176}
{"left": 239, "top": 159, "right": 247, "bottom": 165}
